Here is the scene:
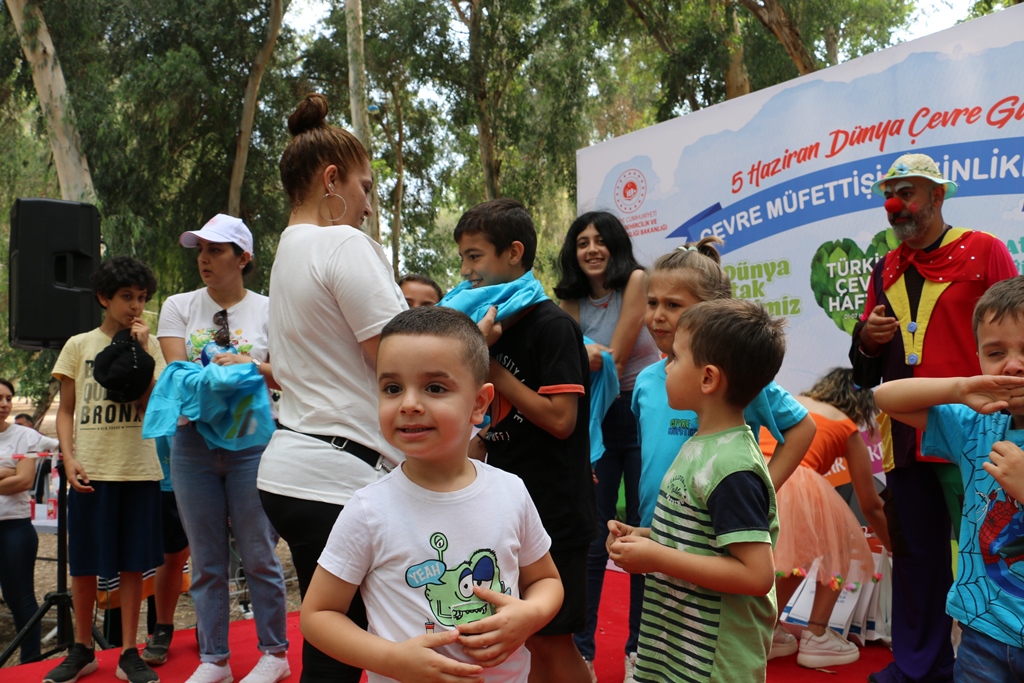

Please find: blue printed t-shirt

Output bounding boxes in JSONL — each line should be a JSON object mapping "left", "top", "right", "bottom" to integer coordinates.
{"left": 922, "top": 404, "right": 1024, "bottom": 648}
{"left": 631, "top": 359, "right": 807, "bottom": 526}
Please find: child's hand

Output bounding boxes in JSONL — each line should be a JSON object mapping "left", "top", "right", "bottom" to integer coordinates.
{"left": 608, "top": 534, "right": 659, "bottom": 575}
{"left": 387, "top": 629, "right": 484, "bottom": 682}
{"left": 602, "top": 520, "right": 634, "bottom": 557}
{"left": 212, "top": 353, "right": 251, "bottom": 366}
{"left": 985, "top": 441, "right": 1024, "bottom": 501}
{"left": 477, "top": 307, "right": 503, "bottom": 346}
{"left": 131, "top": 317, "right": 151, "bottom": 350}
{"left": 64, "top": 457, "right": 94, "bottom": 493}
{"left": 585, "top": 343, "right": 613, "bottom": 372}
{"left": 457, "top": 586, "right": 544, "bottom": 668}
{"left": 958, "top": 375, "right": 1024, "bottom": 415}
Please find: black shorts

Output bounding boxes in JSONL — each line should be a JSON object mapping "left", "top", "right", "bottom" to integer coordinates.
{"left": 535, "top": 545, "right": 587, "bottom": 636}
{"left": 68, "top": 480, "right": 163, "bottom": 577}
{"left": 161, "top": 490, "right": 189, "bottom": 554}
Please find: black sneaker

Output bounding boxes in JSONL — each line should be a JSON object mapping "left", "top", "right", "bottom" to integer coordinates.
{"left": 116, "top": 648, "right": 159, "bottom": 683}
{"left": 42, "top": 643, "right": 98, "bottom": 683}
{"left": 141, "top": 624, "right": 173, "bottom": 665}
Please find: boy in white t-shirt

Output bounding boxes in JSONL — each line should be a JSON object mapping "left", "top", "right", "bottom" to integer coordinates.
{"left": 301, "top": 306, "right": 564, "bottom": 682}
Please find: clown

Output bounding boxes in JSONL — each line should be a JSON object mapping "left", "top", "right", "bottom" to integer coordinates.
{"left": 850, "top": 153, "right": 1017, "bottom": 683}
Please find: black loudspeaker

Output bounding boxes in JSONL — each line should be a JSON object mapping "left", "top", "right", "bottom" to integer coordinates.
{"left": 8, "top": 198, "right": 102, "bottom": 350}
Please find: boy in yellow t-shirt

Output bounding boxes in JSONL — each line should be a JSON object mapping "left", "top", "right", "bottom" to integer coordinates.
{"left": 44, "top": 256, "right": 166, "bottom": 683}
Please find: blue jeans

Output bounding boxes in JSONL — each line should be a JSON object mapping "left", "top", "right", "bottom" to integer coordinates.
{"left": 0, "top": 518, "right": 40, "bottom": 662}
{"left": 574, "top": 392, "right": 643, "bottom": 660}
{"left": 955, "top": 625, "right": 1024, "bottom": 682}
{"left": 171, "top": 425, "right": 288, "bottom": 662}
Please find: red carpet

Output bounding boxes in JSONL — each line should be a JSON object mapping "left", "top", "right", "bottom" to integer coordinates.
{"left": 6, "top": 570, "right": 892, "bottom": 682}
{"left": 592, "top": 569, "right": 894, "bottom": 682}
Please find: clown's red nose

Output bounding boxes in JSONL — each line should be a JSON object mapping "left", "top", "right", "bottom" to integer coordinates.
{"left": 884, "top": 197, "right": 904, "bottom": 214}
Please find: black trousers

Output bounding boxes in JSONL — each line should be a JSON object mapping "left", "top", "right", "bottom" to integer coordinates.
{"left": 259, "top": 490, "right": 367, "bottom": 683}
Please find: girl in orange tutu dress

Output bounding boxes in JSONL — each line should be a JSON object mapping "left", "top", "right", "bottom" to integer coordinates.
{"left": 761, "top": 368, "right": 891, "bottom": 669}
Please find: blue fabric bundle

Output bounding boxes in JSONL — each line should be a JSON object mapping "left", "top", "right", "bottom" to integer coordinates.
{"left": 143, "top": 361, "right": 275, "bottom": 451}
{"left": 440, "top": 272, "right": 618, "bottom": 464}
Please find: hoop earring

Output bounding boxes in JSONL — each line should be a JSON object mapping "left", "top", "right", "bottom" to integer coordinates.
{"left": 318, "top": 183, "right": 348, "bottom": 225}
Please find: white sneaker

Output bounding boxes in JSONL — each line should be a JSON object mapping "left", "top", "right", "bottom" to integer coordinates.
{"left": 623, "top": 652, "right": 638, "bottom": 683}
{"left": 584, "top": 659, "right": 597, "bottom": 683}
{"left": 768, "top": 623, "right": 798, "bottom": 659}
{"left": 796, "top": 628, "right": 860, "bottom": 668}
{"left": 185, "top": 662, "right": 233, "bottom": 683}
{"left": 239, "top": 654, "right": 290, "bottom": 683}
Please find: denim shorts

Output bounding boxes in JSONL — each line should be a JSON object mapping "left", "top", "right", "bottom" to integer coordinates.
{"left": 955, "top": 624, "right": 1024, "bottom": 683}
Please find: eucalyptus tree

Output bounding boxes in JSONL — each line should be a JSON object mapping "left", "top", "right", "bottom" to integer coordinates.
{"left": 0, "top": 0, "right": 301, "bottom": 402}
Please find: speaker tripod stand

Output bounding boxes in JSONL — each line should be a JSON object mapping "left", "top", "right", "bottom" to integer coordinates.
{"left": 0, "top": 458, "right": 110, "bottom": 667}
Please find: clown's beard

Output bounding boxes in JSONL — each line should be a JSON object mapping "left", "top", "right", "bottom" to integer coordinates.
{"left": 892, "top": 219, "right": 922, "bottom": 242}
{"left": 891, "top": 203, "right": 936, "bottom": 243}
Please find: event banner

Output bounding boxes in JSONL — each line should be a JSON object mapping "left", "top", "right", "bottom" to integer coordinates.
{"left": 577, "top": 5, "right": 1024, "bottom": 393}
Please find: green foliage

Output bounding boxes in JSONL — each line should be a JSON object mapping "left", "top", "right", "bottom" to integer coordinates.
{"left": 967, "top": 0, "right": 1021, "bottom": 19}
{"left": 1, "top": 0, "right": 988, "bottom": 400}
{"left": 0, "top": 78, "right": 62, "bottom": 400}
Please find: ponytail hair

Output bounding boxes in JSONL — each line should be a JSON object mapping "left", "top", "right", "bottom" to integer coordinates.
{"left": 802, "top": 367, "right": 879, "bottom": 435}
{"left": 648, "top": 236, "right": 731, "bottom": 303}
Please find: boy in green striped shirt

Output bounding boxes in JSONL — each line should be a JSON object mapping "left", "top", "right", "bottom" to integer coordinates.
{"left": 607, "top": 299, "right": 785, "bottom": 682}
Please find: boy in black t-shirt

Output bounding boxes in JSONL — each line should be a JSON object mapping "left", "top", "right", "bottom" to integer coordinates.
{"left": 453, "top": 198, "right": 597, "bottom": 683}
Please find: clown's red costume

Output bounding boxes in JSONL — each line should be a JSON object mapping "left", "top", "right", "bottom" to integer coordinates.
{"left": 850, "top": 153, "right": 1016, "bottom": 683}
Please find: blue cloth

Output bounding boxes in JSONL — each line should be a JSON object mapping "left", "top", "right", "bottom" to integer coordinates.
{"left": 922, "top": 404, "right": 1024, "bottom": 649}
{"left": 631, "top": 359, "right": 807, "bottom": 526}
{"left": 441, "top": 273, "right": 617, "bottom": 463}
{"left": 438, "top": 271, "right": 548, "bottom": 322}
{"left": 143, "top": 361, "right": 275, "bottom": 451}
{"left": 156, "top": 436, "right": 173, "bottom": 492}
{"left": 584, "top": 335, "right": 619, "bottom": 464}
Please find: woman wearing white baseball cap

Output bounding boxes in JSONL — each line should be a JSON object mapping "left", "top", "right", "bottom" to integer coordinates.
{"left": 257, "top": 92, "right": 405, "bottom": 683}
{"left": 156, "top": 214, "right": 290, "bottom": 683}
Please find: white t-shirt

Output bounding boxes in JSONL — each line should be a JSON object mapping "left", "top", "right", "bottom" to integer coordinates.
{"left": 259, "top": 224, "right": 407, "bottom": 505}
{"left": 157, "top": 288, "right": 270, "bottom": 364}
{"left": 0, "top": 425, "right": 59, "bottom": 520}
{"left": 158, "top": 288, "right": 276, "bottom": 420}
{"left": 319, "top": 460, "right": 551, "bottom": 683}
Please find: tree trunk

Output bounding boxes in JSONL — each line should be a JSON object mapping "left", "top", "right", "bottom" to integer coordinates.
{"left": 346, "top": 0, "right": 380, "bottom": 239}
{"left": 31, "top": 379, "right": 59, "bottom": 427}
{"left": 228, "top": 0, "right": 283, "bottom": 218}
{"left": 737, "top": 0, "right": 817, "bottom": 75}
{"left": 376, "top": 87, "right": 407, "bottom": 274}
{"left": 724, "top": 3, "right": 750, "bottom": 99}
{"left": 824, "top": 26, "right": 839, "bottom": 66}
{"left": 6, "top": 0, "right": 96, "bottom": 203}
{"left": 456, "top": 0, "right": 500, "bottom": 200}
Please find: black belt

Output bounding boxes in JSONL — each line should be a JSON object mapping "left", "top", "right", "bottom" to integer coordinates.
{"left": 278, "top": 425, "right": 393, "bottom": 473}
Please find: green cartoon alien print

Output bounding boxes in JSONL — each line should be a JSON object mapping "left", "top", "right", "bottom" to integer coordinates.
{"left": 405, "top": 532, "right": 511, "bottom": 633}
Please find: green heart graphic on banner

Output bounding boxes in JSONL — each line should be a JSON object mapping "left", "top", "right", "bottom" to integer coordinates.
{"left": 810, "top": 229, "right": 899, "bottom": 334}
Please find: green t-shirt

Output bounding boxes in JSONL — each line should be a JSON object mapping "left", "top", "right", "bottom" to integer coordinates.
{"left": 636, "top": 426, "right": 778, "bottom": 683}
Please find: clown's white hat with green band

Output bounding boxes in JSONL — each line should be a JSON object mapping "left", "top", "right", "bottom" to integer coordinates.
{"left": 871, "top": 153, "right": 958, "bottom": 199}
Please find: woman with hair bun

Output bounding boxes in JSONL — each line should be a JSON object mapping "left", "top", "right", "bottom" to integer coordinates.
{"left": 257, "top": 93, "right": 406, "bottom": 683}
